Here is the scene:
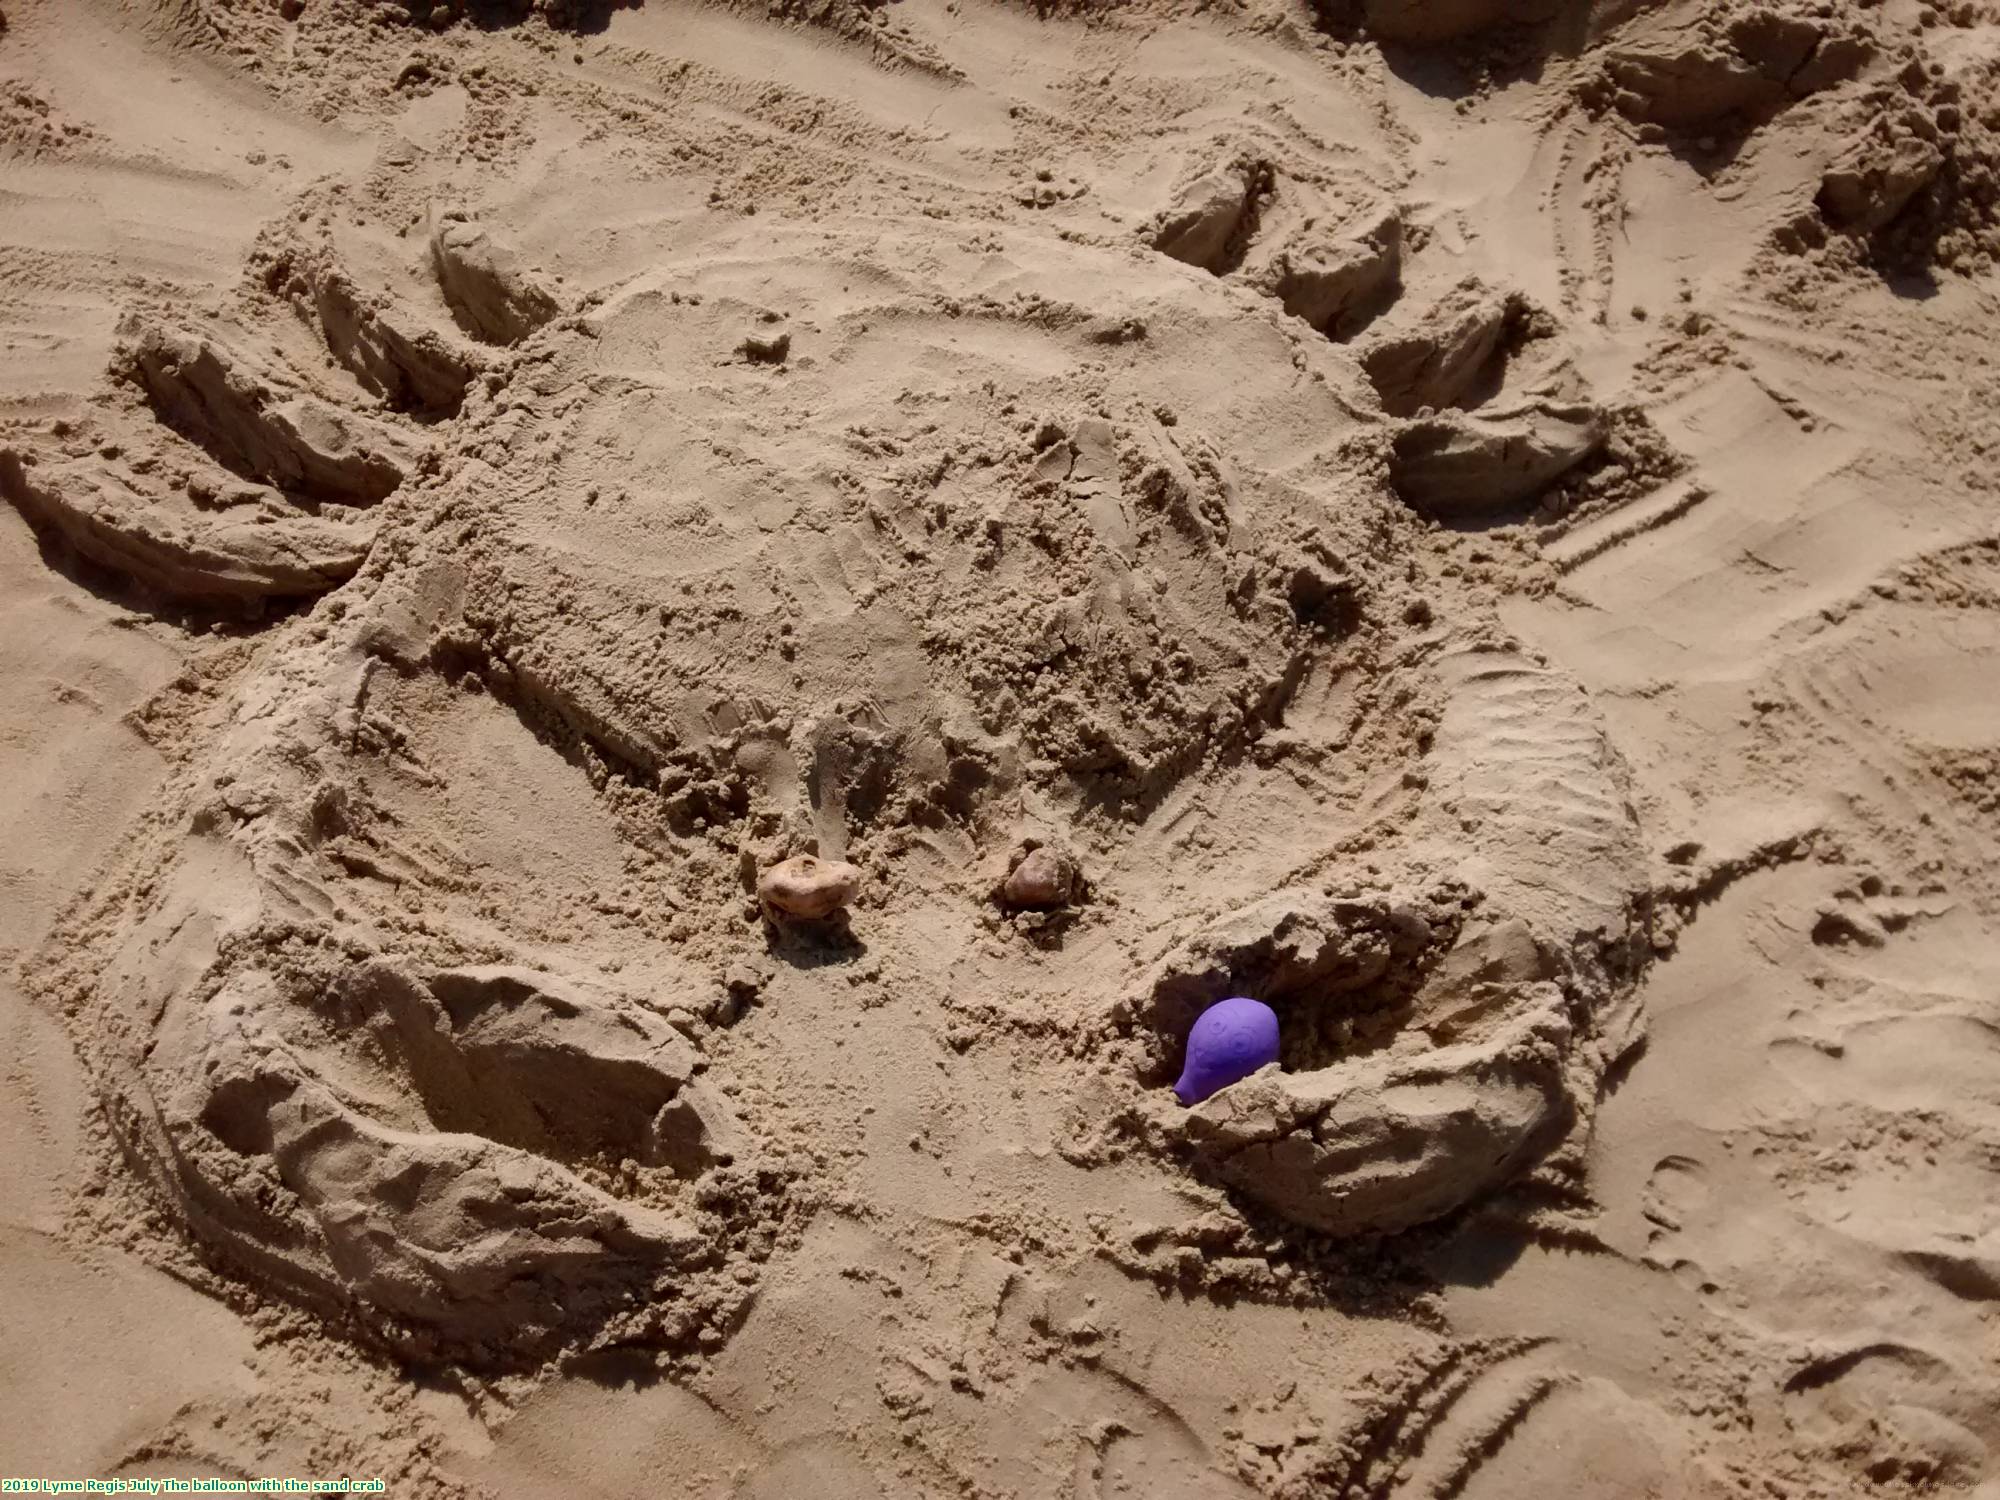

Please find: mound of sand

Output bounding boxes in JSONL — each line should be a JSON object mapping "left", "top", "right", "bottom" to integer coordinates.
{"left": 3, "top": 0, "right": 1999, "bottom": 1492}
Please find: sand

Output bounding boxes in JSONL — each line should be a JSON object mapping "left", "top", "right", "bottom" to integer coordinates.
{"left": 1, "top": 0, "right": 1997, "bottom": 1494}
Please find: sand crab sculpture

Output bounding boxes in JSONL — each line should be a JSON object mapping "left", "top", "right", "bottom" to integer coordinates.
{"left": 11, "top": 155, "right": 1652, "bottom": 1362}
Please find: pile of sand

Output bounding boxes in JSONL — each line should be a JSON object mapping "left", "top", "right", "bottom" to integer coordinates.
{"left": 3, "top": 0, "right": 1998, "bottom": 1494}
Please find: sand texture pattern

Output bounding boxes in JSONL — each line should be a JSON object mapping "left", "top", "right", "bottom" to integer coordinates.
{"left": 2, "top": 0, "right": 1999, "bottom": 1495}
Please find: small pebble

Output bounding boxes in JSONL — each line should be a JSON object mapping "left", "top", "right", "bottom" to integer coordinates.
{"left": 1001, "top": 845, "right": 1077, "bottom": 909}
{"left": 758, "top": 855, "right": 862, "bottom": 920}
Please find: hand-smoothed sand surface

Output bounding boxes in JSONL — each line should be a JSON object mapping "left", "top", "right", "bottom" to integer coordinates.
{"left": 3, "top": 0, "right": 1998, "bottom": 1494}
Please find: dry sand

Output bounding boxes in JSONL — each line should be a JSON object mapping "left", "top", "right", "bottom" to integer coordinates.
{"left": 2, "top": 0, "right": 1998, "bottom": 1494}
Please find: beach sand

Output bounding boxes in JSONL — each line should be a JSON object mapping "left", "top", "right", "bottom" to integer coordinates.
{"left": 2, "top": 1, "right": 1998, "bottom": 1494}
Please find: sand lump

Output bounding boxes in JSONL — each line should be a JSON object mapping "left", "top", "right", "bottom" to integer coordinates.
{"left": 0, "top": 434, "right": 371, "bottom": 603}
{"left": 1590, "top": 4, "right": 1875, "bottom": 131}
{"left": 120, "top": 316, "right": 417, "bottom": 505}
{"left": 1390, "top": 402, "right": 1610, "bottom": 518}
{"left": 1149, "top": 156, "right": 1273, "bottom": 275}
{"left": 260, "top": 234, "right": 482, "bottom": 417}
{"left": 427, "top": 205, "right": 562, "bottom": 346}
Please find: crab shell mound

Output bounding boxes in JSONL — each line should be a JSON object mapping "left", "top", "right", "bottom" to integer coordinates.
{"left": 25, "top": 97, "right": 1661, "bottom": 1363}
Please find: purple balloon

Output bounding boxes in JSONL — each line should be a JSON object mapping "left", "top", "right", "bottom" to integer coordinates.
{"left": 1174, "top": 997, "right": 1281, "bottom": 1105}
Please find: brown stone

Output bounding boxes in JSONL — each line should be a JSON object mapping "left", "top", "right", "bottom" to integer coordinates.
{"left": 1000, "top": 846, "right": 1076, "bottom": 910}
{"left": 757, "top": 855, "right": 862, "bottom": 920}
